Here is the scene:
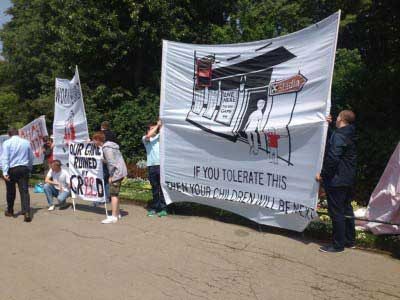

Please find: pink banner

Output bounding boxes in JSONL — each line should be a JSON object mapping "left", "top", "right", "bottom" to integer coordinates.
{"left": 365, "top": 143, "right": 400, "bottom": 234}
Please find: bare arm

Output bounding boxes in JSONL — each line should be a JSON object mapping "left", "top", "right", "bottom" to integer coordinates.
{"left": 45, "top": 176, "right": 59, "bottom": 186}
{"left": 145, "top": 120, "right": 162, "bottom": 141}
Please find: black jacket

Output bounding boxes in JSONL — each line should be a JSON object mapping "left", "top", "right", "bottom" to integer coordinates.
{"left": 321, "top": 124, "right": 357, "bottom": 187}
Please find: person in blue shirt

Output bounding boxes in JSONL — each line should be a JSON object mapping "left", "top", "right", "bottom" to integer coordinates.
{"left": 142, "top": 120, "right": 167, "bottom": 217}
{"left": 1, "top": 128, "right": 34, "bottom": 222}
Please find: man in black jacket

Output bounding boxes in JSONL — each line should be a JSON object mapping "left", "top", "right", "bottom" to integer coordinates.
{"left": 317, "top": 110, "right": 357, "bottom": 253}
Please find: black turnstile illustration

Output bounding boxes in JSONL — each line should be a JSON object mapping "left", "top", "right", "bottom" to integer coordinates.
{"left": 186, "top": 46, "right": 307, "bottom": 166}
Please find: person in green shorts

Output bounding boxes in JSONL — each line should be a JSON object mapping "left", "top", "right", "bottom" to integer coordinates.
{"left": 92, "top": 131, "right": 127, "bottom": 224}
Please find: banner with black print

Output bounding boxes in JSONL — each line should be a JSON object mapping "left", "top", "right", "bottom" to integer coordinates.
{"left": 69, "top": 142, "right": 105, "bottom": 202}
{"left": 160, "top": 12, "right": 341, "bottom": 231}
{"left": 53, "top": 66, "right": 89, "bottom": 166}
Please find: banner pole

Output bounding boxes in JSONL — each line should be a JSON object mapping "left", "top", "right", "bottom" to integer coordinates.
{"left": 104, "top": 201, "right": 109, "bottom": 217}
{"left": 75, "top": 65, "right": 89, "bottom": 140}
{"left": 318, "top": 211, "right": 400, "bottom": 226}
{"left": 72, "top": 196, "right": 76, "bottom": 212}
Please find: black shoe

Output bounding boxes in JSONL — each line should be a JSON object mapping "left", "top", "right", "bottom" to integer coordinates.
{"left": 4, "top": 210, "right": 14, "bottom": 217}
{"left": 319, "top": 245, "right": 344, "bottom": 253}
{"left": 24, "top": 212, "right": 32, "bottom": 222}
{"left": 344, "top": 243, "right": 356, "bottom": 249}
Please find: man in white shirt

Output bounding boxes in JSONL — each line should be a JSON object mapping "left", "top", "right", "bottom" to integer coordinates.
{"left": 43, "top": 160, "right": 71, "bottom": 211}
{"left": 1, "top": 128, "right": 34, "bottom": 222}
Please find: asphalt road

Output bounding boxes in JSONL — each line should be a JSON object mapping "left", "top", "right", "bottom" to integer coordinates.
{"left": 0, "top": 181, "right": 399, "bottom": 300}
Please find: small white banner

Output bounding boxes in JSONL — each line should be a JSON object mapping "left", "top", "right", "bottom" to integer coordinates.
{"left": 53, "top": 66, "right": 89, "bottom": 166}
{"left": 69, "top": 142, "right": 105, "bottom": 202}
{"left": 19, "top": 115, "right": 48, "bottom": 165}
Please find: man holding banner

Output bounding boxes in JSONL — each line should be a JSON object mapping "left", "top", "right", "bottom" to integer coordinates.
{"left": 318, "top": 110, "right": 357, "bottom": 253}
{"left": 143, "top": 120, "right": 167, "bottom": 217}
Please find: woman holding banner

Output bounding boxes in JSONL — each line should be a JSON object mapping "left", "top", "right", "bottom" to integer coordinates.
{"left": 92, "top": 132, "right": 128, "bottom": 224}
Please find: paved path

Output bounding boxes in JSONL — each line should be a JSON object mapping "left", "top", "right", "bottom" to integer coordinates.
{"left": 0, "top": 181, "right": 399, "bottom": 300}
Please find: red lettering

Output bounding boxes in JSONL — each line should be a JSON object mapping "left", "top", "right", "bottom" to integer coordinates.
{"left": 84, "top": 177, "right": 97, "bottom": 197}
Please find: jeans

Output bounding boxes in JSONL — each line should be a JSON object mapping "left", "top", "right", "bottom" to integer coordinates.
{"left": 148, "top": 165, "right": 166, "bottom": 212}
{"left": 5, "top": 166, "right": 31, "bottom": 213}
{"left": 326, "top": 186, "right": 356, "bottom": 249}
{"left": 44, "top": 183, "right": 70, "bottom": 206}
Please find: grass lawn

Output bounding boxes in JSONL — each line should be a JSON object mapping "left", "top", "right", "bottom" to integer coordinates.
{"left": 119, "top": 179, "right": 152, "bottom": 203}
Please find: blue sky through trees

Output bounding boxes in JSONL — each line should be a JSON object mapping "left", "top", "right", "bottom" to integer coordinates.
{"left": 0, "top": 0, "right": 12, "bottom": 55}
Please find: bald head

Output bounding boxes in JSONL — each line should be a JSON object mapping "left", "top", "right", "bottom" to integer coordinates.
{"left": 336, "top": 110, "right": 355, "bottom": 128}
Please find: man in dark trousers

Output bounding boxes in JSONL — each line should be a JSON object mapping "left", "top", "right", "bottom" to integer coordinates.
{"left": 142, "top": 120, "right": 167, "bottom": 217}
{"left": 1, "top": 128, "right": 34, "bottom": 222}
{"left": 317, "top": 110, "right": 357, "bottom": 253}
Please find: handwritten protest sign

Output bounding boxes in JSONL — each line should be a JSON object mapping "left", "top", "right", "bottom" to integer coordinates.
{"left": 19, "top": 115, "right": 48, "bottom": 165}
{"left": 69, "top": 142, "right": 105, "bottom": 202}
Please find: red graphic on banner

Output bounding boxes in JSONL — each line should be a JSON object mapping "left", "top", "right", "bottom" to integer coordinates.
{"left": 196, "top": 56, "right": 214, "bottom": 88}
{"left": 267, "top": 132, "right": 281, "bottom": 148}
{"left": 19, "top": 122, "right": 46, "bottom": 158}
{"left": 64, "top": 111, "right": 76, "bottom": 146}
{"left": 64, "top": 121, "right": 76, "bottom": 144}
{"left": 269, "top": 73, "right": 307, "bottom": 96}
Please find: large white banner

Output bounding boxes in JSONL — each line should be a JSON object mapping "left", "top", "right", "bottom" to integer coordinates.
{"left": 53, "top": 66, "right": 89, "bottom": 166}
{"left": 160, "top": 12, "right": 341, "bottom": 231}
{"left": 69, "top": 142, "right": 105, "bottom": 202}
{"left": 19, "top": 115, "right": 48, "bottom": 165}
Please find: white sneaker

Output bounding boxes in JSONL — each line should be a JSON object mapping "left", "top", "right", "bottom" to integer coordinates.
{"left": 101, "top": 216, "right": 118, "bottom": 224}
{"left": 118, "top": 214, "right": 122, "bottom": 220}
{"left": 48, "top": 205, "right": 55, "bottom": 211}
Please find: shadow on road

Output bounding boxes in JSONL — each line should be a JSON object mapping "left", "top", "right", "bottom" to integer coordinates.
{"left": 150, "top": 202, "right": 328, "bottom": 246}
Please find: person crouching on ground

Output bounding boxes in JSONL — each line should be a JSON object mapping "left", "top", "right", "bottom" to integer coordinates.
{"left": 317, "top": 110, "right": 357, "bottom": 253}
{"left": 92, "top": 131, "right": 127, "bottom": 224}
{"left": 44, "top": 160, "right": 71, "bottom": 211}
{"left": 142, "top": 120, "right": 167, "bottom": 217}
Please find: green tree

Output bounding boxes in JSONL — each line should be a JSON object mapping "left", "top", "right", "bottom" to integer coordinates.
{"left": 0, "top": 91, "right": 27, "bottom": 129}
{"left": 111, "top": 88, "right": 160, "bottom": 159}
{"left": 211, "top": 0, "right": 312, "bottom": 43}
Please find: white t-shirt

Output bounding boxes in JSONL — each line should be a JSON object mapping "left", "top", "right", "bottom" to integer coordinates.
{"left": 47, "top": 169, "right": 70, "bottom": 192}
